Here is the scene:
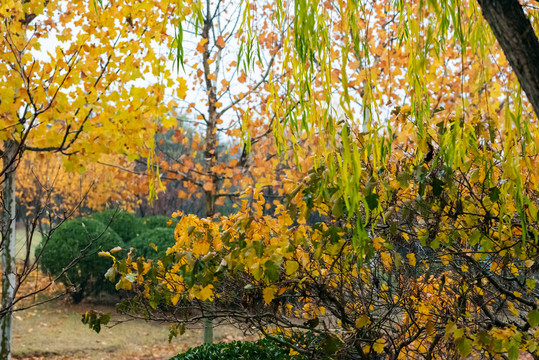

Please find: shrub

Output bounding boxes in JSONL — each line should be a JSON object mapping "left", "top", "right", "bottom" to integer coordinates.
{"left": 130, "top": 227, "right": 175, "bottom": 258}
{"left": 91, "top": 209, "right": 143, "bottom": 243}
{"left": 36, "top": 218, "right": 124, "bottom": 303}
{"left": 170, "top": 337, "right": 311, "bottom": 360}
{"left": 140, "top": 215, "right": 177, "bottom": 230}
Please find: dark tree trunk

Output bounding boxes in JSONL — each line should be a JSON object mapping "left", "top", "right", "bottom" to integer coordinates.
{"left": 477, "top": 0, "right": 539, "bottom": 118}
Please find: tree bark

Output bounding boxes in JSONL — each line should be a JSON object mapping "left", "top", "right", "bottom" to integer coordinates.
{"left": 477, "top": 0, "right": 539, "bottom": 118}
{"left": 201, "top": 11, "right": 218, "bottom": 345}
{"left": 1, "top": 140, "right": 19, "bottom": 360}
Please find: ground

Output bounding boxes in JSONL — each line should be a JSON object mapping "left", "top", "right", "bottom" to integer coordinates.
{"left": 12, "top": 301, "right": 255, "bottom": 360}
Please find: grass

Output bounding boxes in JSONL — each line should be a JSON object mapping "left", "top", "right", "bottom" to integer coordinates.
{"left": 16, "top": 228, "right": 41, "bottom": 262}
{"left": 7, "top": 227, "right": 42, "bottom": 262}
{"left": 11, "top": 300, "right": 254, "bottom": 360}
{"left": 12, "top": 302, "right": 187, "bottom": 360}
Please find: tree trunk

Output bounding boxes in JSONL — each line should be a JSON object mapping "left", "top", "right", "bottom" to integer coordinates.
{"left": 1, "top": 140, "right": 18, "bottom": 360}
{"left": 477, "top": 0, "right": 539, "bottom": 118}
{"left": 203, "top": 302, "right": 214, "bottom": 344}
{"left": 201, "top": 12, "right": 219, "bottom": 344}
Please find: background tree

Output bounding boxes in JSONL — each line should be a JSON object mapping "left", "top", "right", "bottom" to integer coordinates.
{"left": 99, "top": 0, "right": 313, "bottom": 343}
{"left": 16, "top": 152, "right": 146, "bottom": 222}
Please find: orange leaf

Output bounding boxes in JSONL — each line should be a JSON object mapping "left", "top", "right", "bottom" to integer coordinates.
{"left": 110, "top": 246, "right": 123, "bottom": 253}
{"left": 203, "top": 182, "right": 215, "bottom": 192}
{"left": 216, "top": 35, "right": 225, "bottom": 48}
{"left": 238, "top": 70, "right": 247, "bottom": 83}
{"left": 196, "top": 38, "right": 208, "bottom": 53}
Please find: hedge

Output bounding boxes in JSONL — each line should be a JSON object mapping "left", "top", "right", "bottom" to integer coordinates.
{"left": 91, "top": 209, "right": 143, "bottom": 242}
{"left": 37, "top": 218, "right": 124, "bottom": 302}
{"left": 130, "top": 227, "right": 176, "bottom": 258}
{"left": 169, "top": 337, "right": 309, "bottom": 360}
{"left": 140, "top": 215, "right": 177, "bottom": 230}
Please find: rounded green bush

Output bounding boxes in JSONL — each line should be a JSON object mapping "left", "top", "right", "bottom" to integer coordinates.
{"left": 169, "top": 337, "right": 308, "bottom": 360}
{"left": 140, "top": 215, "right": 178, "bottom": 230}
{"left": 36, "top": 218, "right": 124, "bottom": 303}
{"left": 91, "top": 209, "right": 143, "bottom": 243}
{"left": 130, "top": 227, "right": 176, "bottom": 258}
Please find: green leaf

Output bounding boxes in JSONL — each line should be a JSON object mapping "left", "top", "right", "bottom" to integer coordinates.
{"left": 365, "top": 193, "right": 379, "bottom": 211}
{"left": 469, "top": 229, "right": 481, "bottom": 246}
{"left": 221, "top": 231, "right": 232, "bottom": 245}
{"left": 397, "top": 170, "right": 410, "bottom": 187}
{"left": 453, "top": 328, "right": 464, "bottom": 339}
{"left": 528, "top": 309, "right": 539, "bottom": 327}
{"left": 253, "top": 241, "right": 264, "bottom": 258}
{"left": 507, "top": 332, "right": 522, "bottom": 360}
{"left": 331, "top": 197, "right": 344, "bottom": 218}
{"left": 508, "top": 344, "right": 519, "bottom": 360}
{"left": 413, "top": 165, "right": 428, "bottom": 183}
{"left": 322, "top": 334, "right": 341, "bottom": 355}
{"left": 100, "top": 313, "right": 110, "bottom": 325}
{"left": 169, "top": 323, "right": 186, "bottom": 343}
{"left": 455, "top": 337, "right": 472, "bottom": 357}
{"left": 476, "top": 330, "right": 491, "bottom": 346}
{"left": 431, "top": 178, "right": 444, "bottom": 196}
{"left": 489, "top": 187, "right": 501, "bottom": 202}
{"left": 264, "top": 260, "right": 281, "bottom": 282}
{"left": 394, "top": 252, "right": 402, "bottom": 270}
{"left": 81, "top": 311, "right": 110, "bottom": 334}
{"left": 445, "top": 321, "right": 457, "bottom": 338}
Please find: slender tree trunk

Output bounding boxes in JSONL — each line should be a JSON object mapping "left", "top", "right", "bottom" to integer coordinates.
{"left": 1, "top": 140, "right": 18, "bottom": 360}
{"left": 477, "top": 0, "right": 539, "bottom": 118}
{"left": 201, "top": 11, "right": 219, "bottom": 344}
{"left": 203, "top": 301, "right": 214, "bottom": 344}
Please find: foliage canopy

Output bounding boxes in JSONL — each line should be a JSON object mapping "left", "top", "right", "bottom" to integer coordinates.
{"left": 102, "top": 0, "right": 539, "bottom": 358}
